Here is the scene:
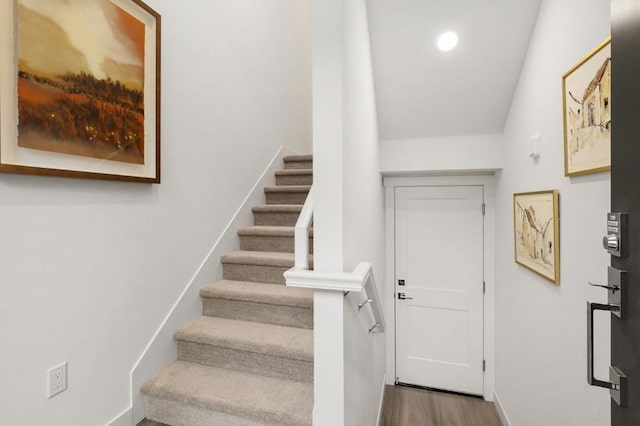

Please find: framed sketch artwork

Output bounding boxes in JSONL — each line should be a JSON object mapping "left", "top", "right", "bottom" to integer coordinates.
{"left": 562, "top": 38, "right": 611, "bottom": 177}
{"left": 0, "top": 0, "right": 161, "bottom": 182}
{"left": 513, "top": 190, "right": 560, "bottom": 285}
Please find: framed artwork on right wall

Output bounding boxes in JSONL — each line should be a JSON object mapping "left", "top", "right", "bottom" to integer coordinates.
{"left": 562, "top": 38, "right": 611, "bottom": 177}
{"left": 513, "top": 190, "right": 560, "bottom": 285}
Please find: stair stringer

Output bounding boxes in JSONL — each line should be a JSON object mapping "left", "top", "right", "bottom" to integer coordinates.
{"left": 128, "top": 146, "right": 297, "bottom": 425}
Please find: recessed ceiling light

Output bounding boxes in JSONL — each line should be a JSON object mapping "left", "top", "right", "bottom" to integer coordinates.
{"left": 437, "top": 31, "right": 458, "bottom": 52}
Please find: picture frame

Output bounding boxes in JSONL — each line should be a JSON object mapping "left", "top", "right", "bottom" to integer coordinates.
{"left": 562, "top": 38, "right": 611, "bottom": 177}
{"left": 0, "top": 0, "right": 161, "bottom": 183}
{"left": 513, "top": 190, "right": 560, "bottom": 285}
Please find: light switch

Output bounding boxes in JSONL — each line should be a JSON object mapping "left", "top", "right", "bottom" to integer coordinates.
{"left": 528, "top": 135, "right": 541, "bottom": 159}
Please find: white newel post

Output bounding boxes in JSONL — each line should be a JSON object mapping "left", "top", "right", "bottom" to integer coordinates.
{"left": 313, "top": 290, "right": 345, "bottom": 425}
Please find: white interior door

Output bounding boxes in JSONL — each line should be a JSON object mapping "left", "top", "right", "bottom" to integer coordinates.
{"left": 395, "top": 185, "right": 484, "bottom": 395}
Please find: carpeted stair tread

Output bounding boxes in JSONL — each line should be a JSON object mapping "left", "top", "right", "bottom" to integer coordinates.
{"left": 275, "top": 169, "right": 313, "bottom": 185}
{"left": 175, "top": 317, "right": 313, "bottom": 361}
{"left": 264, "top": 186, "right": 309, "bottom": 204}
{"left": 252, "top": 204, "right": 303, "bottom": 213}
{"left": 238, "top": 226, "right": 294, "bottom": 237}
{"left": 264, "top": 185, "right": 311, "bottom": 193}
{"left": 274, "top": 169, "right": 312, "bottom": 176}
{"left": 238, "top": 226, "right": 314, "bottom": 237}
{"left": 141, "top": 361, "right": 313, "bottom": 426}
{"left": 283, "top": 156, "right": 312, "bottom": 170}
{"left": 143, "top": 156, "right": 316, "bottom": 424}
{"left": 221, "top": 250, "right": 312, "bottom": 267}
{"left": 283, "top": 154, "right": 312, "bottom": 162}
{"left": 200, "top": 280, "right": 313, "bottom": 308}
{"left": 200, "top": 280, "right": 313, "bottom": 328}
{"left": 252, "top": 205, "right": 305, "bottom": 227}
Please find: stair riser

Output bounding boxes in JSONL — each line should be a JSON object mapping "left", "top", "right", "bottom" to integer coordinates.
{"left": 284, "top": 160, "right": 312, "bottom": 170}
{"left": 177, "top": 341, "right": 313, "bottom": 384}
{"left": 253, "top": 212, "right": 299, "bottom": 226}
{"left": 202, "top": 297, "right": 313, "bottom": 329}
{"left": 276, "top": 175, "right": 313, "bottom": 186}
{"left": 239, "top": 235, "right": 313, "bottom": 254}
{"left": 265, "top": 192, "right": 308, "bottom": 205}
{"left": 145, "top": 397, "right": 270, "bottom": 426}
{"left": 223, "top": 263, "right": 288, "bottom": 285}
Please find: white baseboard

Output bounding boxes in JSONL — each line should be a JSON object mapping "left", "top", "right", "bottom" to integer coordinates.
{"left": 128, "top": 146, "right": 296, "bottom": 425}
{"left": 493, "top": 391, "right": 511, "bottom": 426}
{"left": 376, "top": 373, "right": 387, "bottom": 426}
{"left": 107, "top": 407, "right": 132, "bottom": 426}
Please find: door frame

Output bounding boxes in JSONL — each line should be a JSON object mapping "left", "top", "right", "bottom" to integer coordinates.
{"left": 383, "top": 173, "right": 496, "bottom": 401}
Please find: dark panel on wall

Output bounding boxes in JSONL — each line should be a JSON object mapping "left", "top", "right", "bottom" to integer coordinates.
{"left": 611, "top": 0, "right": 640, "bottom": 424}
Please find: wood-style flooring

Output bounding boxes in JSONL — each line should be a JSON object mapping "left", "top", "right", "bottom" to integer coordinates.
{"left": 380, "top": 384, "right": 502, "bottom": 426}
{"left": 139, "top": 384, "right": 502, "bottom": 426}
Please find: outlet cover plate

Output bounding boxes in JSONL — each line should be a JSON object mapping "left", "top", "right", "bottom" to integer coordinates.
{"left": 47, "top": 362, "right": 67, "bottom": 398}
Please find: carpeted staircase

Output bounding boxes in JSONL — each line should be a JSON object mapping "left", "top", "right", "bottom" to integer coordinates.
{"left": 141, "top": 155, "right": 314, "bottom": 426}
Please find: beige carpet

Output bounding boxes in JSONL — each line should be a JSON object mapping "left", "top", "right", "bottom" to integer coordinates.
{"left": 141, "top": 155, "right": 314, "bottom": 425}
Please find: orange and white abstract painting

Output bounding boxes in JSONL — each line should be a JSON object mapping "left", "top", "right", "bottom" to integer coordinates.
{"left": 17, "top": 0, "right": 146, "bottom": 164}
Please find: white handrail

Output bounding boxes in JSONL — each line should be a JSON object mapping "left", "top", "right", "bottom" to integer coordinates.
{"left": 294, "top": 186, "right": 314, "bottom": 270}
{"left": 285, "top": 262, "right": 385, "bottom": 333}
{"left": 287, "top": 184, "right": 385, "bottom": 332}
{"left": 362, "top": 266, "right": 385, "bottom": 333}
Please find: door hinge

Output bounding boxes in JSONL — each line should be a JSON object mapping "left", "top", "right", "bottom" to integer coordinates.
{"left": 482, "top": 203, "right": 486, "bottom": 215}
{"left": 483, "top": 360, "right": 486, "bottom": 372}
{"left": 483, "top": 281, "right": 486, "bottom": 294}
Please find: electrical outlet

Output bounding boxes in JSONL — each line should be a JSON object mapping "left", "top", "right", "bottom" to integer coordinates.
{"left": 47, "top": 362, "right": 67, "bottom": 398}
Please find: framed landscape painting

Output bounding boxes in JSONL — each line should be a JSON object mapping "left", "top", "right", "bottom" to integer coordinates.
{"left": 0, "top": 0, "right": 161, "bottom": 182}
{"left": 513, "top": 190, "right": 560, "bottom": 285}
{"left": 562, "top": 38, "right": 611, "bottom": 177}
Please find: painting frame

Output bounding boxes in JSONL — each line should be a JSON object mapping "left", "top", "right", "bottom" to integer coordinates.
{"left": 0, "top": 0, "right": 161, "bottom": 183}
{"left": 513, "top": 190, "right": 560, "bottom": 285}
{"left": 562, "top": 38, "right": 611, "bottom": 177}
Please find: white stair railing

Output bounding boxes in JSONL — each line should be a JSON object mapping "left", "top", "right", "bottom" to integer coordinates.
{"left": 285, "top": 185, "right": 386, "bottom": 425}
{"left": 287, "top": 185, "right": 385, "bottom": 332}
{"left": 294, "top": 186, "right": 314, "bottom": 270}
{"left": 285, "top": 261, "right": 385, "bottom": 333}
{"left": 359, "top": 264, "right": 385, "bottom": 333}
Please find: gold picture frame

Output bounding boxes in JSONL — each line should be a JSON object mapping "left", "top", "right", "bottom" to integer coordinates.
{"left": 0, "top": 0, "right": 161, "bottom": 183}
{"left": 562, "top": 38, "right": 611, "bottom": 177}
{"left": 513, "top": 190, "right": 560, "bottom": 285}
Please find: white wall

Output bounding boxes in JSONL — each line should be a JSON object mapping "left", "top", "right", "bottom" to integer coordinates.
{"left": 311, "top": 0, "right": 346, "bottom": 423}
{"left": 379, "top": 134, "right": 504, "bottom": 174}
{"left": 311, "top": 0, "right": 386, "bottom": 423}
{"left": 342, "top": 0, "right": 386, "bottom": 425}
{"left": 0, "top": 1, "right": 311, "bottom": 424}
{"left": 494, "top": 0, "right": 611, "bottom": 425}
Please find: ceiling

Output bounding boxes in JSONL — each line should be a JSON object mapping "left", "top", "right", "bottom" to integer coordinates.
{"left": 367, "top": 0, "right": 543, "bottom": 141}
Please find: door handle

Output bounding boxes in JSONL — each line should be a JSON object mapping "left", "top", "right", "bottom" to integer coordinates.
{"left": 587, "top": 301, "right": 627, "bottom": 406}
{"left": 397, "top": 293, "right": 413, "bottom": 300}
{"left": 587, "top": 282, "right": 619, "bottom": 292}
